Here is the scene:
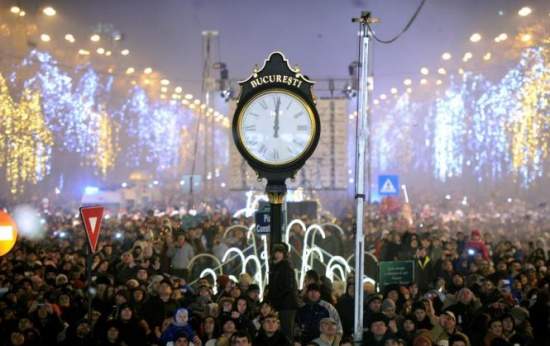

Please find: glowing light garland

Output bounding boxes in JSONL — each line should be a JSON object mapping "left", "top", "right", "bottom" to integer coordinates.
{"left": 0, "top": 42, "right": 546, "bottom": 194}
{"left": 431, "top": 48, "right": 549, "bottom": 183}
{"left": 88, "top": 109, "right": 119, "bottom": 176}
{"left": 0, "top": 74, "right": 53, "bottom": 194}
{"left": 123, "top": 86, "right": 196, "bottom": 172}
{"left": 433, "top": 88, "right": 466, "bottom": 180}
{"left": 374, "top": 93, "right": 419, "bottom": 172}
{"left": 508, "top": 48, "right": 550, "bottom": 184}
{"left": 21, "top": 51, "right": 74, "bottom": 135}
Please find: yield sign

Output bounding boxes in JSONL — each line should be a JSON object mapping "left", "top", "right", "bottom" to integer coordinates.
{"left": 80, "top": 206, "right": 104, "bottom": 253}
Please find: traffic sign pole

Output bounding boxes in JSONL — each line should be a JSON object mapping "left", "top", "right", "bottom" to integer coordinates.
{"left": 79, "top": 206, "right": 104, "bottom": 323}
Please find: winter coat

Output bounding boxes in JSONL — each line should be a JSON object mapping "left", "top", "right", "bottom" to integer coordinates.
{"left": 160, "top": 323, "right": 196, "bottom": 346}
{"left": 464, "top": 240, "right": 490, "bottom": 260}
{"left": 295, "top": 301, "right": 330, "bottom": 344}
{"left": 415, "top": 256, "right": 435, "bottom": 293}
{"left": 253, "top": 329, "right": 291, "bottom": 346}
{"left": 336, "top": 293, "right": 355, "bottom": 338}
{"left": 265, "top": 259, "right": 299, "bottom": 311}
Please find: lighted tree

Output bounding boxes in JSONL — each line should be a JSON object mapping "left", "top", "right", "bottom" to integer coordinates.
{"left": 0, "top": 74, "right": 53, "bottom": 194}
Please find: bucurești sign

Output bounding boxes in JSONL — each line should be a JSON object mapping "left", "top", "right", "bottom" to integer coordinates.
{"left": 250, "top": 74, "right": 303, "bottom": 88}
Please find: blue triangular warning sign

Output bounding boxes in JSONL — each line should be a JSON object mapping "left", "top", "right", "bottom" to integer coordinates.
{"left": 378, "top": 175, "right": 400, "bottom": 196}
{"left": 381, "top": 179, "right": 397, "bottom": 194}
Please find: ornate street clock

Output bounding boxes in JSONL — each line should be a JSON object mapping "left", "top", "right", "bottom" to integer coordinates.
{"left": 233, "top": 52, "right": 321, "bottom": 247}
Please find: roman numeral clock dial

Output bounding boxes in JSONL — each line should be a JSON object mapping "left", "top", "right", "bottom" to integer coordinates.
{"left": 239, "top": 90, "right": 315, "bottom": 166}
{"left": 232, "top": 52, "right": 321, "bottom": 250}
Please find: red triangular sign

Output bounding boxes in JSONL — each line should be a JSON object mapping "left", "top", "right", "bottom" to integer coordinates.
{"left": 80, "top": 206, "right": 104, "bottom": 253}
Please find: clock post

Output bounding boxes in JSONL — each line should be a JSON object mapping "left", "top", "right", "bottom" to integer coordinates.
{"left": 232, "top": 52, "right": 321, "bottom": 251}
{"left": 266, "top": 181, "right": 286, "bottom": 247}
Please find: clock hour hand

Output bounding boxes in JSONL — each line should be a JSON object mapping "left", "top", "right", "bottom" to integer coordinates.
{"left": 273, "top": 97, "right": 281, "bottom": 138}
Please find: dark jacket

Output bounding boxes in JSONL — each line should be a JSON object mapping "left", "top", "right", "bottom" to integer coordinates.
{"left": 415, "top": 256, "right": 435, "bottom": 293}
{"left": 117, "top": 319, "right": 147, "bottom": 346}
{"left": 253, "top": 329, "right": 292, "bottom": 346}
{"left": 143, "top": 296, "right": 181, "bottom": 329}
{"left": 295, "top": 301, "right": 330, "bottom": 344}
{"left": 362, "top": 331, "right": 394, "bottom": 346}
{"left": 265, "top": 259, "right": 299, "bottom": 311}
{"left": 335, "top": 293, "right": 354, "bottom": 338}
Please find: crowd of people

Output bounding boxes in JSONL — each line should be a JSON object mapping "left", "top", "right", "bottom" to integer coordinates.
{"left": 0, "top": 199, "right": 549, "bottom": 346}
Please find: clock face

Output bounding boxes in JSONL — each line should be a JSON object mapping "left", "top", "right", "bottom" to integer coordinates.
{"left": 238, "top": 90, "right": 315, "bottom": 166}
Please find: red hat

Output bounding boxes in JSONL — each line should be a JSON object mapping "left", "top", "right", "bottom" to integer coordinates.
{"left": 471, "top": 229, "right": 481, "bottom": 238}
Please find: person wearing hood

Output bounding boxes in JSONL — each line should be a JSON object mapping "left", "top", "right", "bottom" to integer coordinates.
{"left": 265, "top": 243, "right": 299, "bottom": 338}
{"left": 397, "top": 314, "right": 417, "bottom": 345}
{"left": 107, "top": 304, "right": 146, "bottom": 346}
{"left": 160, "top": 308, "right": 201, "bottom": 346}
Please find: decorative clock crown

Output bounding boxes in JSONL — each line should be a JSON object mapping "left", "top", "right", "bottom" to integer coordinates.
{"left": 237, "top": 52, "right": 315, "bottom": 102}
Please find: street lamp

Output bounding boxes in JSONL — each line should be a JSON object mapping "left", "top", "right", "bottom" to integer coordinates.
{"left": 43, "top": 6, "right": 56, "bottom": 16}
{"left": 518, "top": 7, "right": 532, "bottom": 17}
{"left": 65, "top": 34, "right": 75, "bottom": 43}
{"left": 470, "top": 33, "right": 482, "bottom": 42}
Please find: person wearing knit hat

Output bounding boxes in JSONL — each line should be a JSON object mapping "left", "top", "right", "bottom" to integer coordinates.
{"left": 265, "top": 241, "right": 299, "bottom": 339}
{"left": 160, "top": 308, "right": 201, "bottom": 346}
{"left": 363, "top": 312, "right": 393, "bottom": 346}
{"left": 367, "top": 294, "right": 383, "bottom": 312}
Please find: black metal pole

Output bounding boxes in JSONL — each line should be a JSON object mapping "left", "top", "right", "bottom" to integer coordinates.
{"left": 266, "top": 181, "right": 286, "bottom": 250}
{"left": 86, "top": 245, "right": 92, "bottom": 322}
{"left": 270, "top": 203, "right": 282, "bottom": 247}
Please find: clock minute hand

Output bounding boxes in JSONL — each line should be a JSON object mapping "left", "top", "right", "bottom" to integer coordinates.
{"left": 273, "top": 97, "right": 281, "bottom": 138}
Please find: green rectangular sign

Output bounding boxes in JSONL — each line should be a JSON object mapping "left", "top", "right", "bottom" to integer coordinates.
{"left": 378, "top": 260, "right": 414, "bottom": 288}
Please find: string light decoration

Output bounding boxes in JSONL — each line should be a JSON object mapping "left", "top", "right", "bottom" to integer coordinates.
{"left": 372, "top": 93, "right": 419, "bottom": 172}
{"left": 122, "top": 87, "right": 194, "bottom": 171}
{"left": 149, "top": 103, "right": 184, "bottom": 171}
{"left": 21, "top": 50, "right": 74, "bottom": 135}
{"left": 476, "top": 78, "right": 513, "bottom": 181}
{"left": 89, "top": 109, "right": 119, "bottom": 176}
{"left": 0, "top": 74, "right": 53, "bottom": 194}
{"left": 433, "top": 88, "right": 466, "bottom": 181}
{"left": 508, "top": 47, "right": 550, "bottom": 183}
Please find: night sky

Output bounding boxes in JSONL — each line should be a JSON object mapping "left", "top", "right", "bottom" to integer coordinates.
{"left": 32, "top": 0, "right": 549, "bottom": 97}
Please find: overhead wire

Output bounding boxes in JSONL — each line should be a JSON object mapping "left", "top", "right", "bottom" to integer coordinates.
{"left": 367, "top": 0, "right": 428, "bottom": 44}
